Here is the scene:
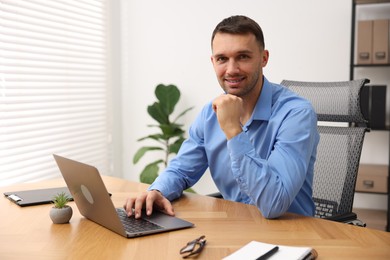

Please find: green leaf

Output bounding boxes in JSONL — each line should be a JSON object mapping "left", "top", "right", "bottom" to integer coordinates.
{"left": 137, "top": 134, "right": 166, "bottom": 142}
{"left": 139, "top": 161, "right": 162, "bottom": 184}
{"left": 169, "top": 137, "right": 185, "bottom": 154}
{"left": 160, "top": 124, "right": 184, "bottom": 138}
{"left": 173, "top": 106, "right": 194, "bottom": 123}
{"left": 52, "top": 192, "right": 71, "bottom": 208}
{"left": 184, "top": 187, "right": 196, "bottom": 193}
{"left": 133, "top": 146, "right": 163, "bottom": 164}
{"left": 155, "top": 84, "right": 180, "bottom": 116}
{"left": 148, "top": 102, "right": 169, "bottom": 124}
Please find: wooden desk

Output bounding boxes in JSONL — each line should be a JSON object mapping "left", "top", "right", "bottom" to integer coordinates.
{"left": 1, "top": 176, "right": 390, "bottom": 259}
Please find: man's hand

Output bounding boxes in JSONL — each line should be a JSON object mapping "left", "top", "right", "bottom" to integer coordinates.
{"left": 212, "top": 94, "right": 243, "bottom": 139}
{"left": 123, "top": 190, "right": 175, "bottom": 219}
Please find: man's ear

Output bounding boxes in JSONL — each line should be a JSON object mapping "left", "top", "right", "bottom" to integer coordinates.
{"left": 261, "top": 50, "right": 269, "bottom": 67}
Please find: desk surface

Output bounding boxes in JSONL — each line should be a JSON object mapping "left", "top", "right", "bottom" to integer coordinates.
{"left": 1, "top": 176, "right": 390, "bottom": 260}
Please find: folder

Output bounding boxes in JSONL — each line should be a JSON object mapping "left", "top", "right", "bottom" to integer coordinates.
{"left": 373, "top": 19, "right": 389, "bottom": 64}
{"left": 4, "top": 187, "right": 73, "bottom": 207}
{"left": 357, "top": 20, "right": 373, "bottom": 64}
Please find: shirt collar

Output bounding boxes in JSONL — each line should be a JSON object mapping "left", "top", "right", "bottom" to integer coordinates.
{"left": 251, "top": 76, "right": 272, "bottom": 122}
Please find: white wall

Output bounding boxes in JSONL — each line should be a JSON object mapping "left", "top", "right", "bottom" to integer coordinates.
{"left": 113, "top": 0, "right": 388, "bottom": 209}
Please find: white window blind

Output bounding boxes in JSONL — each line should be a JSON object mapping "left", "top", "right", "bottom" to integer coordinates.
{"left": 0, "top": 0, "right": 112, "bottom": 186}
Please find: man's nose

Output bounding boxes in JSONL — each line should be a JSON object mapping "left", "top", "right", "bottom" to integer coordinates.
{"left": 226, "top": 60, "right": 240, "bottom": 74}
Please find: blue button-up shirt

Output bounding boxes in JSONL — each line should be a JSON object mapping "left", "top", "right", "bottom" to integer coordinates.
{"left": 149, "top": 77, "right": 319, "bottom": 218}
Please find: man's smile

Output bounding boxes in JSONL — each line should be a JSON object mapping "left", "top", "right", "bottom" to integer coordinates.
{"left": 225, "top": 76, "right": 246, "bottom": 85}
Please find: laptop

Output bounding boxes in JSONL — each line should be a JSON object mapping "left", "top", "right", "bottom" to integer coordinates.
{"left": 53, "top": 154, "right": 194, "bottom": 238}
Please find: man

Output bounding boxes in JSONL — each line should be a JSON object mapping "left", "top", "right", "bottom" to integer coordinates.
{"left": 124, "top": 15, "right": 319, "bottom": 219}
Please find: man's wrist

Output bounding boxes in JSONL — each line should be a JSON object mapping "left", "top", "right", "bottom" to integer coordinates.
{"left": 225, "top": 127, "right": 242, "bottom": 140}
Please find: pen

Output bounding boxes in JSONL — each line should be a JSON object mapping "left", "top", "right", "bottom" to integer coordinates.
{"left": 302, "top": 250, "right": 315, "bottom": 260}
{"left": 256, "top": 246, "right": 279, "bottom": 260}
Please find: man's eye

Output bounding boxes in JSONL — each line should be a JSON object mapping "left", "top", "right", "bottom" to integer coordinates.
{"left": 217, "top": 57, "right": 227, "bottom": 63}
{"left": 238, "top": 54, "right": 250, "bottom": 60}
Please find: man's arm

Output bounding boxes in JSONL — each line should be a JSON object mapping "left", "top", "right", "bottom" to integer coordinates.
{"left": 124, "top": 105, "right": 211, "bottom": 218}
{"left": 228, "top": 107, "right": 318, "bottom": 218}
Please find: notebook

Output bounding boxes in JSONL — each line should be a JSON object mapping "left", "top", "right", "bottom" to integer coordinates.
{"left": 53, "top": 154, "right": 194, "bottom": 238}
{"left": 223, "top": 241, "right": 318, "bottom": 260}
{"left": 4, "top": 187, "right": 73, "bottom": 207}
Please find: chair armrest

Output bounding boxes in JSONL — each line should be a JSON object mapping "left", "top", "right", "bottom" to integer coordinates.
{"left": 207, "top": 192, "right": 223, "bottom": 199}
{"left": 325, "top": 212, "right": 357, "bottom": 222}
{"left": 325, "top": 212, "right": 366, "bottom": 227}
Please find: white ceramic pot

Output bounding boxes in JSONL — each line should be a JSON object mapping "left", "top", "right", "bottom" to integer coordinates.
{"left": 50, "top": 206, "right": 73, "bottom": 224}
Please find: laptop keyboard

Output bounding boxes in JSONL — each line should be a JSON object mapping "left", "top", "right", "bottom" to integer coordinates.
{"left": 116, "top": 208, "right": 164, "bottom": 232}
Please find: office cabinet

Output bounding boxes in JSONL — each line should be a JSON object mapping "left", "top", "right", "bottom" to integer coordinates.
{"left": 357, "top": 20, "right": 373, "bottom": 64}
{"left": 372, "top": 19, "right": 389, "bottom": 64}
{"left": 356, "top": 164, "right": 388, "bottom": 193}
{"left": 351, "top": 0, "right": 390, "bottom": 232}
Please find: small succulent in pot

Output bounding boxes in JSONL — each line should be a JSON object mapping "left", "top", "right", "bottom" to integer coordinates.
{"left": 50, "top": 191, "right": 73, "bottom": 224}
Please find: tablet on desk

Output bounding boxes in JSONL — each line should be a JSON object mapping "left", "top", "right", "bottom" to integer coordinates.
{"left": 4, "top": 187, "right": 73, "bottom": 207}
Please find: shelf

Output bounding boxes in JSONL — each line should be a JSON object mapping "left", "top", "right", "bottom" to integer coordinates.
{"left": 353, "top": 208, "right": 387, "bottom": 231}
{"left": 351, "top": 0, "right": 390, "bottom": 232}
{"left": 353, "top": 64, "right": 390, "bottom": 67}
{"left": 354, "top": 0, "right": 390, "bottom": 4}
{"left": 368, "top": 127, "right": 390, "bottom": 131}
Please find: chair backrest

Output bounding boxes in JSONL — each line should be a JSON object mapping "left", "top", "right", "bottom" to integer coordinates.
{"left": 281, "top": 79, "right": 370, "bottom": 219}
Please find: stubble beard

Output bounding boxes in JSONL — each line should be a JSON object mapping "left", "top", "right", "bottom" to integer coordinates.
{"left": 221, "top": 69, "right": 261, "bottom": 98}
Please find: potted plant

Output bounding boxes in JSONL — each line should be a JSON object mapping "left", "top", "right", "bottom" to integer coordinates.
{"left": 133, "top": 84, "right": 194, "bottom": 187}
{"left": 50, "top": 191, "right": 73, "bottom": 224}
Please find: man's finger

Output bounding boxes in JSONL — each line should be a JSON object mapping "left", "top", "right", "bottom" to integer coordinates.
{"left": 145, "top": 191, "right": 160, "bottom": 216}
{"left": 134, "top": 192, "right": 148, "bottom": 219}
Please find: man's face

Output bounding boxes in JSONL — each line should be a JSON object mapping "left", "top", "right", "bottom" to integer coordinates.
{"left": 211, "top": 33, "right": 268, "bottom": 97}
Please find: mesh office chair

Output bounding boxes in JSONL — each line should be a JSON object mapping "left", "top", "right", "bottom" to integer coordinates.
{"left": 208, "top": 78, "right": 369, "bottom": 226}
{"left": 281, "top": 79, "right": 370, "bottom": 226}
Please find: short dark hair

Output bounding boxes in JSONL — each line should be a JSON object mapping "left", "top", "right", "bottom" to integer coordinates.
{"left": 211, "top": 15, "right": 265, "bottom": 50}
